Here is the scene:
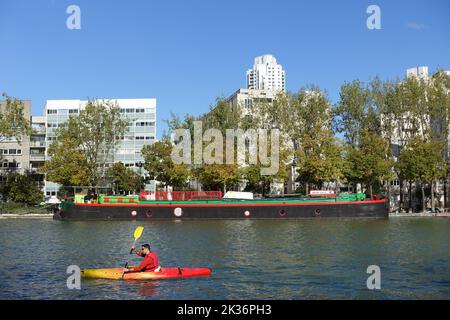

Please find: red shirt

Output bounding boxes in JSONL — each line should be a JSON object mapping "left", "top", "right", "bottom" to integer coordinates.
{"left": 132, "top": 250, "right": 159, "bottom": 272}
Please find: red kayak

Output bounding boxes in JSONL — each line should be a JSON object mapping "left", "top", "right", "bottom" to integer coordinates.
{"left": 81, "top": 267, "right": 212, "bottom": 280}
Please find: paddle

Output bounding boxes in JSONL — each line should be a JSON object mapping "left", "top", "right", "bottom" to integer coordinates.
{"left": 122, "top": 226, "right": 144, "bottom": 278}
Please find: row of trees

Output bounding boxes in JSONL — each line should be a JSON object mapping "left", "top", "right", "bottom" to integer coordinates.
{"left": 2, "top": 70, "right": 450, "bottom": 210}
{"left": 148, "top": 70, "right": 450, "bottom": 211}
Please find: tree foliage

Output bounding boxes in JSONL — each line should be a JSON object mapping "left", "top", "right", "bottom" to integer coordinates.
{"left": 141, "top": 140, "right": 190, "bottom": 190}
{"left": 0, "top": 93, "right": 31, "bottom": 145}
{"left": 108, "top": 162, "right": 144, "bottom": 194}
{"left": 0, "top": 171, "right": 44, "bottom": 205}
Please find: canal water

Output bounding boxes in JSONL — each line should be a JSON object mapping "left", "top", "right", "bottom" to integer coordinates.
{"left": 0, "top": 218, "right": 449, "bottom": 299}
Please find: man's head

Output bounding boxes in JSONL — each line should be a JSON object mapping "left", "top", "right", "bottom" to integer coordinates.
{"left": 141, "top": 244, "right": 151, "bottom": 255}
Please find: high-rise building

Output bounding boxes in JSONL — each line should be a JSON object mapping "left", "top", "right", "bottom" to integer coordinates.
{"left": 406, "top": 66, "right": 429, "bottom": 79}
{"left": 44, "top": 98, "right": 157, "bottom": 196}
{"left": 246, "top": 54, "right": 286, "bottom": 92}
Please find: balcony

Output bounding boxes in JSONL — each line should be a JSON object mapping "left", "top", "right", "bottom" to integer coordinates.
{"left": 30, "top": 153, "right": 45, "bottom": 161}
{"left": 30, "top": 141, "right": 46, "bottom": 148}
{"left": 32, "top": 127, "right": 46, "bottom": 135}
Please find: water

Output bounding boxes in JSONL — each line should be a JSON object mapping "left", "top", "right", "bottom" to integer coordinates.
{"left": 0, "top": 217, "right": 449, "bottom": 299}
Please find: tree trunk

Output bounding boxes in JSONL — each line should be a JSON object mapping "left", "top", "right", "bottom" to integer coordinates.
{"left": 400, "top": 179, "right": 404, "bottom": 211}
{"left": 431, "top": 180, "right": 435, "bottom": 213}
{"left": 305, "top": 183, "right": 309, "bottom": 196}
{"left": 421, "top": 183, "right": 426, "bottom": 213}
{"left": 444, "top": 179, "right": 448, "bottom": 211}
{"left": 369, "top": 184, "right": 373, "bottom": 199}
{"left": 408, "top": 181, "right": 412, "bottom": 213}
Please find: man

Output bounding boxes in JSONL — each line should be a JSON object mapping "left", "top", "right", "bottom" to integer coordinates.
{"left": 125, "top": 244, "right": 161, "bottom": 273}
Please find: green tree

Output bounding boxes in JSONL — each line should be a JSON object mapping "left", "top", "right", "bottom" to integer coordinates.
{"left": 0, "top": 171, "right": 44, "bottom": 205}
{"left": 195, "top": 163, "right": 241, "bottom": 193}
{"left": 333, "top": 80, "right": 380, "bottom": 147}
{"left": 108, "top": 162, "right": 144, "bottom": 194}
{"left": 343, "top": 130, "right": 393, "bottom": 198}
{"left": 40, "top": 137, "right": 90, "bottom": 186}
{"left": 396, "top": 136, "right": 445, "bottom": 212}
{"left": 141, "top": 140, "right": 190, "bottom": 190}
{"left": 0, "top": 94, "right": 31, "bottom": 146}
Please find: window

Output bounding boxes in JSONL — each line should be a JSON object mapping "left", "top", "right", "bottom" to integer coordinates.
{"left": 126, "top": 109, "right": 135, "bottom": 113}
{"left": 135, "top": 121, "right": 155, "bottom": 127}
{"left": 47, "top": 123, "right": 58, "bottom": 128}
{"left": 47, "top": 109, "right": 57, "bottom": 114}
{"left": 136, "top": 109, "right": 145, "bottom": 113}
{"left": 69, "top": 109, "right": 78, "bottom": 114}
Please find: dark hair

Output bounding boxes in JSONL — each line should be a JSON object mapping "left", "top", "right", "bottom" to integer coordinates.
{"left": 141, "top": 244, "right": 151, "bottom": 250}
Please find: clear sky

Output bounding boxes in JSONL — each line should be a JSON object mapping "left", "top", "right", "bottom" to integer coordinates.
{"left": 1, "top": 0, "right": 449, "bottom": 137}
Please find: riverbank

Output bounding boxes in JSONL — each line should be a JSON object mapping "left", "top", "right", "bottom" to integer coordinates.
{"left": 0, "top": 203, "right": 52, "bottom": 218}
{"left": 0, "top": 213, "right": 53, "bottom": 219}
{"left": 389, "top": 212, "right": 433, "bottom": 217}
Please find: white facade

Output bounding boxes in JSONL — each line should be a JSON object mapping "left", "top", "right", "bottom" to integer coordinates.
{"left": 44, "top": 98, "right": 156, "bottom": 196}
{"left": 406, "top": 66, "right": 429, "bottom": 79}
{"left": 246, "top": 55, "right": 286, "bottom": 92}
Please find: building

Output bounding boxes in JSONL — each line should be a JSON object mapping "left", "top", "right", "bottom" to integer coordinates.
{"left": 29, "top": 115, "right": 46, "bottom": 188}
{"left": 406, "top": 66, "right": 429, "bottom": 79}
{"left": 386, "top": 66, "right": 450, "bottom": 211}
{"left": 44, "top": 98, "right": 157, "bottom": 197}
{"left": 0, "top": 100, "right": 31, "bottom": 176}
{"left": 227, "top": 88, "right": 277, "bottom": 115}
{"left": 246, "top": 54, "right": 286, "bottom": 92}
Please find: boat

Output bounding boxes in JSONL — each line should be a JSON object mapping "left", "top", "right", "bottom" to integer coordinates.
{"left": 81, "top": 267, "right": 212, "bottom": 280}
{"left": 53, "top": 190, "right": 389, "bottom": 220}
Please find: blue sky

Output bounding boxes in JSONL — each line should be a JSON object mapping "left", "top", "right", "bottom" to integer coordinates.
{"left": 1, "top": 0, "right": 449, "bottom": 137}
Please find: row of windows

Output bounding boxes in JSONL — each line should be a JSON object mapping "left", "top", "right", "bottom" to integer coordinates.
{"left": 1, "top": 162, "right": 22, "bottom": 168}
{"left": 119, "top": 108, "right": 153, "bottom": 113}
{"left": 134, "top": 122, "right": 155, "bottom": 127}
{"left": 48, "top": 108, "right": 154, "bottom": 115}
{"left": 47, "top": 109, "right": 79, "bottom": 114}
{"left": 47, "top": 121, "right": 155, "bottom": 128}
{"left": 1, "top": 149, "right": 22, "bottom": 155}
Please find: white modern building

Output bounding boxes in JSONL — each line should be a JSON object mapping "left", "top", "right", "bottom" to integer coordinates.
{"left": 246, "top": 54, "right": 286, "bottom": 92}
{"left": 44, "top": 98, "right": 156, "bottom": 196}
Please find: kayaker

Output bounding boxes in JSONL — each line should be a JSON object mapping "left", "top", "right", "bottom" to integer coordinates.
{"left": 125, "top": 244, "right": 161, "bottom": 273}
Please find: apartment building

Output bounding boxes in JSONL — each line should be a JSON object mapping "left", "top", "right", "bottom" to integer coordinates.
{"left": 44, "top": 99, "right": 157, "bottom": 196}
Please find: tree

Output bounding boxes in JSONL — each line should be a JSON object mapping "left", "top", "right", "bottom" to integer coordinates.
{"left": 396, "top": 136, "right": 445, "bottom": 212}
{"left": 0, "top": 93, "right": 31, "bottom": 146}
{"left": 108, "top": 162, "right": 144, "bottom": 194}
{"left": 333, "top": 80, "right": 379, "bottom": 147}
{"left": 141, "top": 140, "right": 190, "bottom": 190}
{"left": 42, "top": 100, "right": 128, "bottom": 186}
{"left": 195, "top": 163, "right": 241, "bottom": 193}
{"left": 40, "top": 137, "right": 90, "bottom": 186}
{"left": 343, "top": 130, "right": 393, "bottom": 198}
{"left": 296, "top": 132, "right": 344, "bottom": 193}
{"left": 0, "top": 171, "right": 44, "bottom": 205}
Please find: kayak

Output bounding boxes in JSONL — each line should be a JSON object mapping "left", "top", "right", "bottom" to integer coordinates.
{"left": 81, "top": 267, "right": 212, "bottom": 280}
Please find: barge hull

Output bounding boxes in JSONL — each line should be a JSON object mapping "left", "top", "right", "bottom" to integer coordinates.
{"left": 54, "top": 200, "right": 389, "bottom": 220}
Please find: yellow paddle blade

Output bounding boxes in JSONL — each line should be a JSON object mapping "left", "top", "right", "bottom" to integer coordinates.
{"left": 133, "top": 226, "right": 144, "bottom": 241}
